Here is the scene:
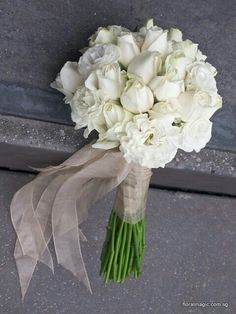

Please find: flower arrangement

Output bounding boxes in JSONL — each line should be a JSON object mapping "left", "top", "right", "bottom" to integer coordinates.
{"left": 52, "top": 19, "right": 221, "bottom": 167}
{"left": 10, "top": 19, "right": 222, "bottom": 298}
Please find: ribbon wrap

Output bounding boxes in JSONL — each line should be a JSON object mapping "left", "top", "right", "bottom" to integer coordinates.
{"left": 10, "top": 144, "right": 132, "bottom": 299}
{"left": 113, "top": 164, "right": 152, "bottom": 224}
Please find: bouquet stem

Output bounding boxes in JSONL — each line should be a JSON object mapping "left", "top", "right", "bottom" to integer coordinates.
{"left": 100, "top": 210, "right": 146, "bottom": 283}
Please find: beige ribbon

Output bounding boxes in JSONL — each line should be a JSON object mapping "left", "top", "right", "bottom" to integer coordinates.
{"left": 10, "top": 144, "right": 132, "bottom": 299}
{"left": 113, "top": 164, "right": 152, "bottom": 224}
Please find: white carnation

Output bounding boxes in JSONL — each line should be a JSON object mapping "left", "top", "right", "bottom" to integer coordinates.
{"left": 120, "top": 114, "right": 179, "bottom": 168}
{"left": 70, "top": 88, "right": 106, "bottom": 136}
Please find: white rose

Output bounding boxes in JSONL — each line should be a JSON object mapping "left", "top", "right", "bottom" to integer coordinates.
{"left": 139, "top": 18, "right": 154, "bottom": 36}
{"left": 93, "top": 101, "right": 133, "bottom": 149}
{"left": 117, "top": 33, "right": 140, "bottom": 67}
{"left": 127, "top": 51, "right": 162, "bottom": 84}
{"left": 50, "top": 61, "right": 83, "bottom": 102}
{"left": 168, "top": 27, "right": 183, "bottom": 42}
{"left": 89, "top": 25, "right": 130, "bottom": 46}
{"left": 79, "top": 44, "right": 120, "bottom": 78}
{"left": 179, "top": 118, "right": 212, "bottom": 152}
{"left": 195, "top": 49, "right": 207, "bottom": 61}
{"left": 85, "top": 63, "right": 126, "bottom": 99}
{"left": 177, "top": 91, "right": 222, "bottom": 121}
{"left": 172, "top": 40, "right": 198, "bottom": 60}
{"left": 186, "top": 62, "right": 217, "bottom": 93}
{"left": 141, "top": 26, "right": 168, "bottom": 56}
{"left": 103, "top": 100, "right": 131, "bottom": 128}
{"left": 89, "top": 27, "right": 116, "bottom": 46}
{"left": 149, "top": 101, "right": 181, "bottom": 125}
{"left": 165, "top": 51, "right": 192, "bottom": 80}
{"left": 149, "top": 75, "right": 184, "bottom": 101}
{"left": 120, "top": 114, "right": 179, "bottom": 168}
{"left": 120, "top": 79, "right": 154, "bottom": 113}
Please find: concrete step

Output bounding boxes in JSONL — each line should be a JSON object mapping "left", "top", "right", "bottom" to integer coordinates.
{"left": 0, "top": 169, "right": 236, "bottom": 313}
{"left": 0, "top": 114, "right": 235, "bottom": 196}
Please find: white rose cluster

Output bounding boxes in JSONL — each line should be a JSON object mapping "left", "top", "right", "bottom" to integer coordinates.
{"left": 51, "top": 19, "right": 222, "bottom": 168}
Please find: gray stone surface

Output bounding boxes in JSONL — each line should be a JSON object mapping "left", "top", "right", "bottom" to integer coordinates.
{"left": 1, "top": 114, "right": 236, "bottom": 195}
{"left": 0, "top": 0, "right": 236, "bottom": 151}
{"left": 0, "top": 114, "right": 235, "bottom": 176}
{"left": 1, "top": 170, "right": 236, "bottom": 313}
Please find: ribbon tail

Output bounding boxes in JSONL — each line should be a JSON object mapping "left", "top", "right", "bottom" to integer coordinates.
{"left": 51, "top": 150, "right": 131, "bottom": 293}
{"left": 52, "top": 202, "right": 92, "bottom": 293}
{"left": 14, "top": 240, "right": 37, "bottom": 300}
{"left": 10, "top": 144, "right": 131, "bottom": 298}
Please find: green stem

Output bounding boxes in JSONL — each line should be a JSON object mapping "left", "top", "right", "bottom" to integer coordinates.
{"left": 112, "top": 219, "right": 124, "bottom": 281}
{"left": 104, "top": 213, "right": 117, "bottom": 282}
{"left": 117, "top": 223, "right": 127, "bottom": 282}
{"left": 100, "top": 210, "right": 146, "bottom": 284}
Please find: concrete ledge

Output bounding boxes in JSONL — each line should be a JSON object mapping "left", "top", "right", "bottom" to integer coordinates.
{"left": 0, "top": 114, "right": 235, "bottom": 195}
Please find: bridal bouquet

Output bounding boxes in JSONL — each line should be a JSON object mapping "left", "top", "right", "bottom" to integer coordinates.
{"left": 11, "top": 19, "right": 222, "bottom": 298}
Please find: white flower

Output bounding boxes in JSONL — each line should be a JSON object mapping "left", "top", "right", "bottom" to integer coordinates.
{"left": 195, "top": 49, "right": 207, "bottom": 61}
{"left": 117, "top": 34, "right": 140, "bottom": 67}
{"left": 172, "top": 40, "right": 198, "bottom": 60}
{"left": 70, "top": 88, "right": 106, "bottom": 136}
{"left": 51, "top": 61, "right": 83, "bottom": 102}
{"left": 127, "top": 51, "right": 162, "bottom": 84}
{"left": 179, "top": 118, "right": 212, "bottom": 152}
{"left": 107, "top": 25, "right": 130, "bottom": 36}
{"left": 89, "top": 25, "right": 130, "bottom": 46}
{"left": 139, "top": 18, "right": 154, "bottom": 36}
{"left": 165, "top": 51, "right": 192, "bottom": 80}
{"left": 52, "top": 20, "right": 222, "bottom": 169}
{"left": 79, "top": 44, "right": 120, "bottom": 78}
{"left": 93, "top": 100, "right": 133, "bottom": 149}
{"left": 89, "top": 27, "right": 117, "bottom": 46}
{"left": 120, "top": 114, "right": 179, "bottom": 168}
{"left": 149, "top": 101, "right": 181, "bottom": 125}
{"left": 120, "top": 79, "right": 154, "bottom": 113}
{"left": 168, "top": 27, "right": 183, "bottom": 42}
{"left": 103, "top": 100, "right": 130, "bottom": 128}
{"left": 85, "top": 63, "right": 126, "bottom": 99}
{"left": 141, "top": 26, "right": 168, "bottom": 56}
{"left": 149, "top": 75, "right": 184, "bottom": 101}
{"left": 186, "top": 62, "right": 217, "bottom": 93}
{"left": 177, "top": 91, "right": 222, "bottom": 121}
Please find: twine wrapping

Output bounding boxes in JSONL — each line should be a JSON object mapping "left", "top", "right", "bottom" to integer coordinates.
{"left": 113, "top": 164, "right": 152, "bottom": 224}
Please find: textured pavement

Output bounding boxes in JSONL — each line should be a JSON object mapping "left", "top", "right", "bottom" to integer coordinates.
{"left": 1, "top": 170, "right": 236, "bottom": 314}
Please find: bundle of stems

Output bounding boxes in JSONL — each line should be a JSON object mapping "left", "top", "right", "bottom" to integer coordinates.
{"left": 100, "top": 210, "right": 146, "bottom": 283}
